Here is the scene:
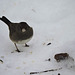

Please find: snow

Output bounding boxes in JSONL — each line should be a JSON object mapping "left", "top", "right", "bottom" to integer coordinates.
{"left": 0, "top": 0, "right": 75, "bottom": 75}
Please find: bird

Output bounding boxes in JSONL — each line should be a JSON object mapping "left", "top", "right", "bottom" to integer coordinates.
{"left": 0, "top": 16, "right": 33, "bottom": 52}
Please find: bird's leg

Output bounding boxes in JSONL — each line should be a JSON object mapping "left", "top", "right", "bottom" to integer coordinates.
{"left": 25, "top": 43, "right": 29, "bottom": 47}
{"left": 14, "top": 43, "right": 21, "bottom": 52}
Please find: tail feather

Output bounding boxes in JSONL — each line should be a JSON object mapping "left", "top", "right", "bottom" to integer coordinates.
{"left": 0, "top": 16, "right": 11, "bottom": 26}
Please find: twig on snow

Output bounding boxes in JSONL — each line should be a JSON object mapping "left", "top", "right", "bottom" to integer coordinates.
{"left": 30, "top": 67, "right": 62, "bottom": 74}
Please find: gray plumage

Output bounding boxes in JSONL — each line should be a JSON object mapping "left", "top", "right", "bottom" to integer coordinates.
{"left": 0, "top": 16, "right": 33, "bottom": 52}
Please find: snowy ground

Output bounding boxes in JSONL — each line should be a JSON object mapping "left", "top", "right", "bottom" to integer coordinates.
{"left": 0, "top": 0, "right": 75, "bottom": 75}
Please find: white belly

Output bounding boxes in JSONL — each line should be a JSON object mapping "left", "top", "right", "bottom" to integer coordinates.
{"left": 12, "top": 37, "right": 32, "bottom": 44}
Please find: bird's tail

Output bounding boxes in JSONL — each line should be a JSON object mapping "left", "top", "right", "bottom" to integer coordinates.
{"left": 0, "top": 16, "right": 11, "bottom": 26}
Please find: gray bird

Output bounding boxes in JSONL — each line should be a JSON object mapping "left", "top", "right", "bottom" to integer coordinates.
{"left": 0, "top": 16, "right": 33, "bottom": 52}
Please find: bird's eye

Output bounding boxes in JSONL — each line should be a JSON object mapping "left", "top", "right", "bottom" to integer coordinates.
{"left": 22, "top": 28, "right": 26, "bottom": 32}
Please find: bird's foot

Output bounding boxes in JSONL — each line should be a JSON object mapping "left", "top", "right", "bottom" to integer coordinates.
{"left": 16, "top": 49, "right": 21, "bottom": 52}
{"left": 14, "top": 43, "right": 22, "bottom": 52}
{"left": 25, "top": 44, "right": 29, "bottom": 47}
{"left": 11, "top": 49, "right": 22, "bottom": 53}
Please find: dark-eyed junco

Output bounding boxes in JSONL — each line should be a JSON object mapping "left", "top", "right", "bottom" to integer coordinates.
{"left": 0, "top": 16, "right": 33, "bottom": 52}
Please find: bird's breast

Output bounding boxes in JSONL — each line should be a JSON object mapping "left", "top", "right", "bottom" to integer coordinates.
{"left": 9, "top": 27, "right": 33, "bottom": 44}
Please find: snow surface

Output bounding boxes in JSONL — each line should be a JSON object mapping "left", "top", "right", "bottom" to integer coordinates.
{"left": 0, "top": 0, "right": 75, "bottom": 75}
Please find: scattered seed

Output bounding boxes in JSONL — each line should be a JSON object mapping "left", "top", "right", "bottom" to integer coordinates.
{"left": 23, "top": 62, "right": 26, "bottom": 64}
{"left": 29, "top": 51, "right": 32, "bottom": 54}
{"left": 0, "top": 59, "right": 3, "bottom": 64}
{"left": 47, "top": 43, "right": 51, "bottom": 46}
{"left": 24, "top": 72, "right": 26, "bottom": 74}
{"left": 16, "top": 67, "right": 21, "bottom": 69}
{"left": 1, "top": 56, "right": 4, "bottom": 59}
{"left": 48, "top": 58, "right": 51, "bottom": 61}
{"left": 43, "top": 43, "right": 46, "bottom": 45}
{"left": 32, "top": 60, "right": 35, "bottom": 63}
